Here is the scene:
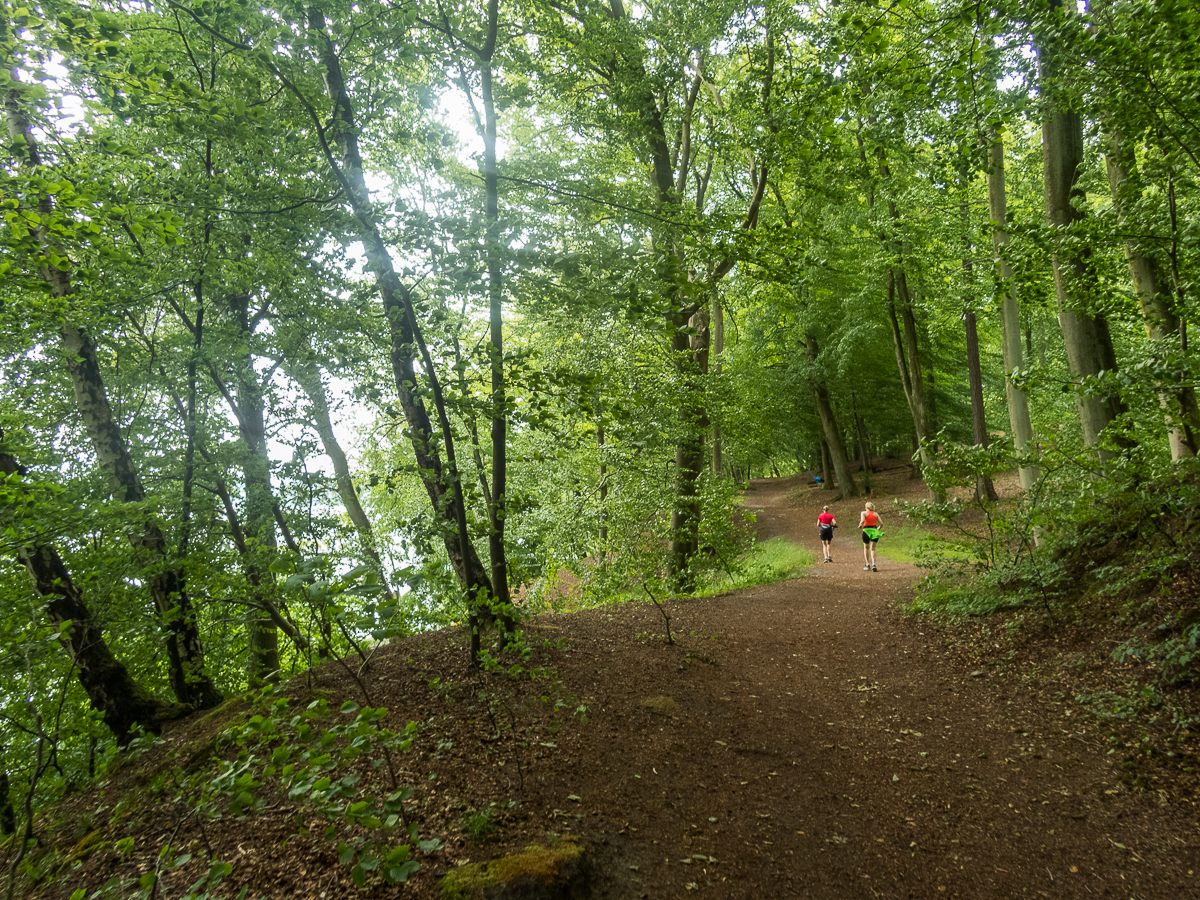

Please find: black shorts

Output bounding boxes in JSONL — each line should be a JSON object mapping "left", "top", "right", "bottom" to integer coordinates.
{"left": 819, "top": 525, "right": 834, "bottom": 541}
{"left": 862, "top": 530, "right": 880, "bottom": 544}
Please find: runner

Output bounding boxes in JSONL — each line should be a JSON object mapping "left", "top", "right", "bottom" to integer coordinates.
{"left": 817, "top": 505, "right": 837, "bottom": 562}
{"left": 859, "top": 501, "right": 883, "bottom": 571}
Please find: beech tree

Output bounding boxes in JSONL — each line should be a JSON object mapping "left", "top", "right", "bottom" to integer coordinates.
{"left": 1036, "top": 1, "right": 1129, "bottom": 460}
{"left": 1, "top": 433, "right": 183, "bottom": 745}
{"left": 3, "top": 13, "right": 223, "bottom": 708}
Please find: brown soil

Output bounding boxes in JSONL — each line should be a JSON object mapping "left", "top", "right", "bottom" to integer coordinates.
{"left": 30, "top": 468, "right": 1200, "bottom": 899}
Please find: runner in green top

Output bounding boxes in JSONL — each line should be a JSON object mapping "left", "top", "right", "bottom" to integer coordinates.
{"left": 859, "top": 501, "right": 882, "bottom": 571}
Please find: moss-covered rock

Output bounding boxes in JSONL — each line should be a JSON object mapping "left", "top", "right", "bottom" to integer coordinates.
{"left": 639, "top": 695, "right": 679, "bottom": 715}
{"left": 440, "top": 834, "right": 590, "bottom": 900}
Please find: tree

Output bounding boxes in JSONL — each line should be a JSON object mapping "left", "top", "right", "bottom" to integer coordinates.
{"left": 423, "top": 0, "right": 514, "bottom": 613}
{"left": 298, "top": 3, "right": 504, "bottom": 645}
{"left": 1036, "top": 0, "right": 1129, "bottom": 460}
{"left": 530, "top": 0, "right": 780, "bottom": 590}
{"left": 3, "top": 17, "right": 222, "bottom": 708}
{"left": 1, "top": 434, "right": 182, "bottom": 745}
{"left": 985, "top": 126, "right": 1040, "bottom": 490}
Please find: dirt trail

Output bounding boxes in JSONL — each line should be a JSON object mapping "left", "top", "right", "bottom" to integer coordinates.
{"left": 504, "top": 475, "right": 1198, "bottom": 898}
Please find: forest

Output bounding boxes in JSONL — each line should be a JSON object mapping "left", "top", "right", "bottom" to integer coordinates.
{"left": 2, "top": 0, "right": 1200, "bottom": 895}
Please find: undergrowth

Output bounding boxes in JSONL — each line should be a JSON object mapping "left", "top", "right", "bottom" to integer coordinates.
{"left": 6, "top": 621, "right": 585, "bottom": 900}
{"left": 896, "top": 435, "right": 1200, "bottom": 799}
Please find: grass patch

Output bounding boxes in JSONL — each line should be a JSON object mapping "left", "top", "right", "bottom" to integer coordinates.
{"left": 702, "top": 536, "right": 815, "bottom": 594}
{"left": 873, "top": 521, "right": 973, "bottom": 567}
{"left": 873, "top": 522, "right": 929, "bottom": 564}
{"left": 548, "top": 536, "right": 815, "bottom": 612}
{"left": 459, "top": 805, "right": 501, "bottom": 843}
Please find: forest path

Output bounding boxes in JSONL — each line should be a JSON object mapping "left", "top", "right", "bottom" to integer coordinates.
{"left": 505, "top": 471, "right": 1197, "bottom": 899}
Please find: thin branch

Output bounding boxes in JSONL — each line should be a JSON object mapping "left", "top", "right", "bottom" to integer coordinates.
{"left": 478, "top": 172, "right": 683, "bottom": 227}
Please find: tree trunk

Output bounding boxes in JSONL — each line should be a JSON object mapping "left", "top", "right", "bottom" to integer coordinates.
{"left": 0, "top": 442, "right": 184, "bottom": 745}
{"left": 477, "top": 5, "right": 513, "bottom": 611}
{"left": 857, "top": 417, "right": 871, "bottom": 473}
{"left": 207, "top": 475, "right": 310, "bottom": 655}
{"left": 1045, "top": 109, "right": 1127, "bottom": 456}
{"left": 885, "top": 269, "right": 940, "bottom": 498}
{"left": 867, "top": 138, "right": 940, "bottom": 499}
{"left": 598, "top": 423, "right": 609, "bottom": 553}
{"left": 4, "top": 69, "right": 220, "bottom": 711}
{"left": 0, "top": 769, "right": 14, "bottom": 835}
{"left": 926, "top": 368, "right": 938, "bottom": 449}
{"left": 288, "top": 355, "right": 396, "bottom": 599}
{"left": 669, "top": 307, "right": 711, "bottom": 593}
{"left": 852, "top": 394, "right": 873, "bottom": 475}
{"left": 178, "top": 291, "right": 203, "bottom": 560}
{"left": 959, "top": 155, "right": 999, "bottom": 503}
{"left": 965, "top": 310, "right": 1000, "bottom": 501}
{"left": 16, "top": 543, "right": 184, "bottom": 744}
{"left": 306, "top": 11, "right": 494, "bottom": 612}
{"left": 1040, "top": 6, "right": 1129, "bottom": 460}
{"left": 985, "top": 129, "right": 1039, "bottom": 489}
{"left": 711, "top": 291, "right": 725, "bottom": 476}
{"left": 1103, "top": 123, "right": 1199, "bottom": 457}
{"left": 226, "top": 291, "right": 282, "bottom": 682}
{"left": 806, "top": 333, "right": 859, "bottom": 499}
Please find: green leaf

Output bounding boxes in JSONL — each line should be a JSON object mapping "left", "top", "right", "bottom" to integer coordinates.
{"left": 385, "top": 846, "right": 410, "bottom": 865}
{"left": 388, "top": 860, "right": 420, "bottom": 883}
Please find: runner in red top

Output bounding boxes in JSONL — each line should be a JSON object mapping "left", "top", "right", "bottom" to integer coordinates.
{"left": 817, "top": 506, "right": 837, "bottom": 562}
{"left": 859, "top": 501, "right": 883, "bottom": 571}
